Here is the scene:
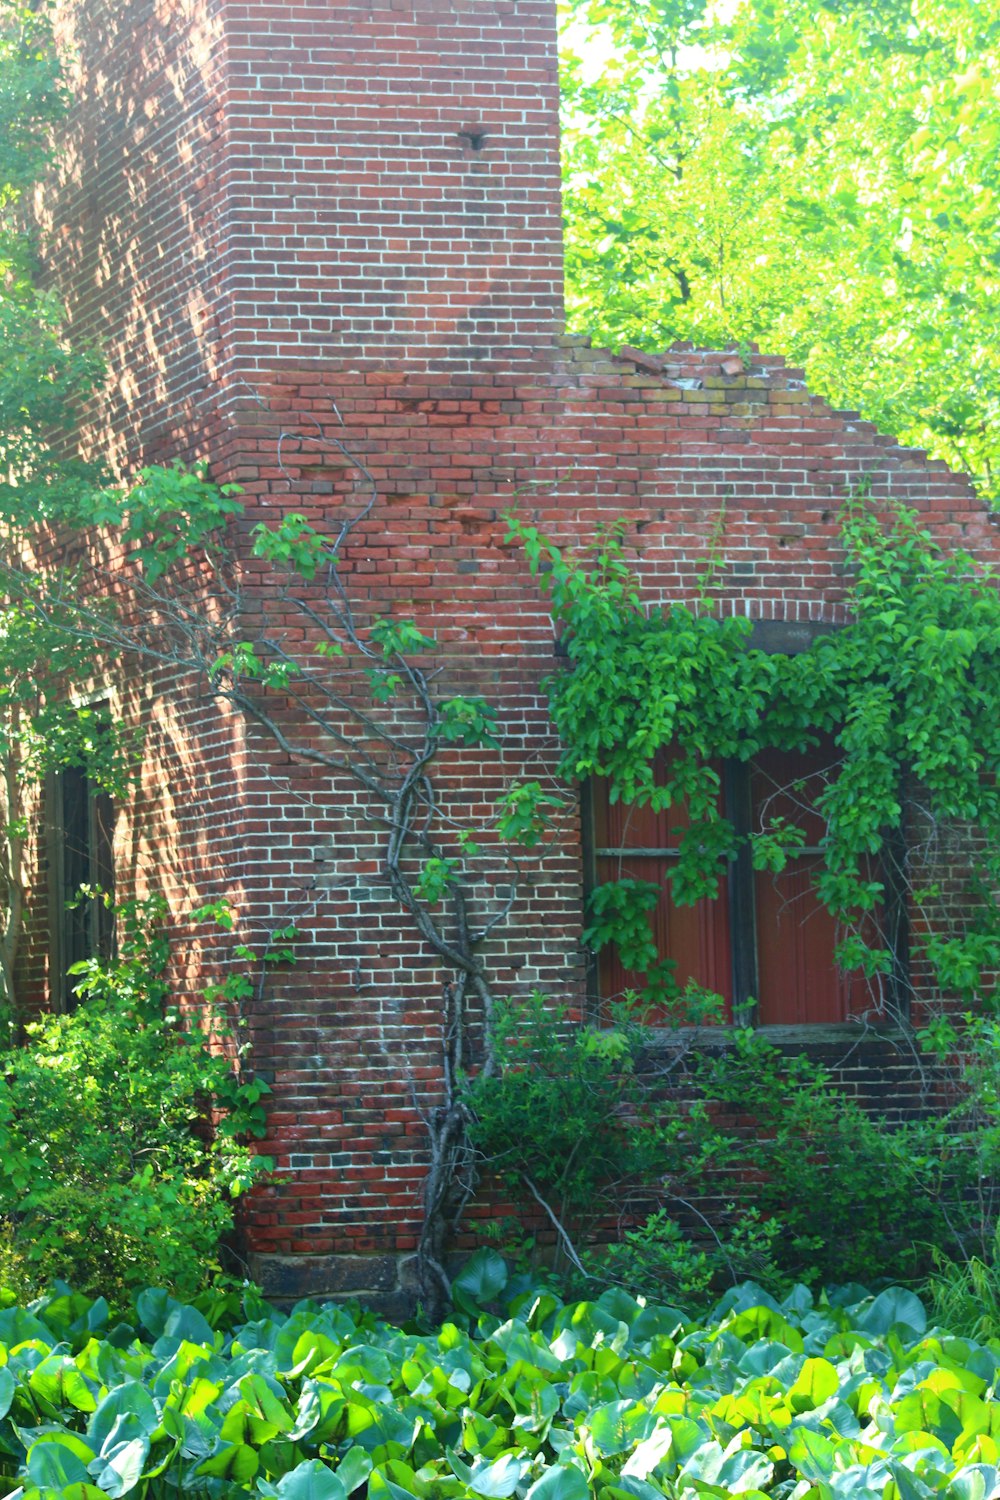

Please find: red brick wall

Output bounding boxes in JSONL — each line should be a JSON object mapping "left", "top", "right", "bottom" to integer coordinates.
{"left": 225, "top": 345, "right": 999, "bottom": 1293}
{"left": 221, "top": 0, "right": 564, "bottom": 374}
{"left": 41, "top": 0, "right": 229, "bottom": 471}
{"left": 44, "top": 0, "right": 564, "bottom": 450}
{"left": 40, "top": 0, "right": 1000, "bottom": 1302}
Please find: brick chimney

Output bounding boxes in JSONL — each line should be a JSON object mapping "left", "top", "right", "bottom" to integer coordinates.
{"left": 45, "top": 0, "right": 565, "bottom": 467}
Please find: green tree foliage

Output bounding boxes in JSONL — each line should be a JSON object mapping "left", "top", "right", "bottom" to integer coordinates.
{"left": 562, "top": 0, "right": 1000, "bottom": 497}
{"left": 0, "top": 0, "right": 102, "bottom": 521}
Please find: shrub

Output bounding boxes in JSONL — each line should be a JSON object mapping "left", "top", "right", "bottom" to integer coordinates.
{"left": 465, "top": 992, "right": 669, "bottom": 1212}
{"left": 0, "top": 899, "right": 270, "bottom": 1306}
{"left": 585, "top": 1204, "right": 782, "bottom": 1309}
{"left": 692, "top": 1030, "right": 958, "bottom": 1286}
{"left": 467, "top": 999, "right": 979, "bottom": 1301}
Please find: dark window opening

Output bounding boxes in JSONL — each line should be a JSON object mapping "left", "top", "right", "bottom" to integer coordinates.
{"left": 50, "top": 763, "right": 115, "bottom": 1010}
{"left": 586, "top": 742, "right": 909, "bottom": 1027}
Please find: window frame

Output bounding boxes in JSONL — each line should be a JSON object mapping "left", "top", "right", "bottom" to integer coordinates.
{"left": 580, "top": 622, "right": 910, "bottom": 1034}
{"left": 46, "top": 746, "right": 116, "bottom": 1013}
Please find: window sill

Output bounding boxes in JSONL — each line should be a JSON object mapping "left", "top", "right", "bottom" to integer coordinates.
{"left": 637, "top": 1020, "right": 911, "bottom": 1050}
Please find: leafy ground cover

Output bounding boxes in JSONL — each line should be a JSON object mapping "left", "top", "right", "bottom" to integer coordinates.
{"left": 1, "top": 1257, "right": 999, "bottom": 1500}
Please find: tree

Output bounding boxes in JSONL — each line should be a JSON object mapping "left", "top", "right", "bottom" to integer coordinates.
{"left": 0, "top": 0, "right": 101, "bottom": 520}
{"left": 562, "top": 0, "right": 1000, "bottom": 499}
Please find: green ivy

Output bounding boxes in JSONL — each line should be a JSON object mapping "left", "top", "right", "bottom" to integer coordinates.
{"left": 508, "top": 499, "right": 1000, "bottom": 1003}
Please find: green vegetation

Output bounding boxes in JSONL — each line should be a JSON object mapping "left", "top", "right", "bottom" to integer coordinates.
{"left": 3, "top": 0, "right": 1000, "bottom": 1330}
{"left": 0, "top": 901, "right": 272, "bottom": 1308}
{"left": 464, "top": 504, "right": 1000, "bottom": 1301}
{"left": 562, "top": 0, "right": 1000, "bottom": 499}
{"left": 0, "top": 1, "right": 125, "bottom": 1027}
{"left": 468, "top": 997, "right": 999, "bottom": 1300}
{"left": 1, "top": 1268, "right": 1000, "bottom": 1499}
{"left": 507, "top": 500, "right": 1000, "bottom": 1014}
{"left": 0, "top": 1, "right": 102, "bottom": 521}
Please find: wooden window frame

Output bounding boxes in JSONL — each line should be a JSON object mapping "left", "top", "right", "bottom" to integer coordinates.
{"left": 583, "top": 756, "right": 910, "bottom": 1031}
{"left": 46, "top": 756, "right": 116, "bottom": 1012}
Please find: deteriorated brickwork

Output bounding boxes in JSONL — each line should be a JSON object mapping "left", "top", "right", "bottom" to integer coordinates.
{"left": 220, "top": 348, "right": 997, "bottom": 1282}
{"left": 38, "top": 0, "right": 1000, "bottom": 1300}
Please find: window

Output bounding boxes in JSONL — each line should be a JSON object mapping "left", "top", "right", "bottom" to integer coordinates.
{"left": 585, "top": 741, "right": 908, "bottom": 1027}
{"left": 48, "top": 762, "right": 115, "bottom": 1009}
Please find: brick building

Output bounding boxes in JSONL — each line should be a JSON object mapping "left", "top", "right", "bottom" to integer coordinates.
{"left": 34, "top": 0, "right": 999, "bottom": 1302}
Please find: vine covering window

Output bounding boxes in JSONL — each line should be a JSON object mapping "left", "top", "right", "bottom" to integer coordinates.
{"left": 510, "top": 499, "right": 1000, "bottom": 1027}
{"left": 587, "top": 742, "right": 908, "bottom": 1026}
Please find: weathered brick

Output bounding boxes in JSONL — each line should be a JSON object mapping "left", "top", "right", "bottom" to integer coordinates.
{"left": 22, "top": 0, "right": 999, "bottom": 1302}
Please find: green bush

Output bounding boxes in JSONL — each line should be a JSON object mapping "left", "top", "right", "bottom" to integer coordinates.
{"left": 0, "top": 899, "right": 271, "bottom": 1306}
{"left": 692, "top": 1031, "right": 958, "bottom": 1286}
{"left": 465, "top": 992, "right": 671, "bottom": 1213}
{"left": 585, "top": 1203, "right": 782, "bottom": 1309}
{"left": 467, "top": 999, "right": 982, "bottom": 1300}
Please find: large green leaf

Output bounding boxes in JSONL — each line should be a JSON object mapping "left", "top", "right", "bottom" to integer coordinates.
{"left": 134, "top": 1289, "right": 178, "bottom": 1340}
{"left": 26, "top": 1435, "right": 94, "bottom": 1489}
{"left": 194, "top": 1440, "right": 260, "bottom": 1483}
{"left": 788, "top": 1426, "right": 840, "bottom": 1482}
{"left": 447, "top": 1449, "right": 529, "bottom": 1497}
{"left": 524, "top": 1462, "right": 590, "bottom": 1500}
{"left": 856, "top": 1291, "right": 928, "bottom": 1340}
{"left": 452, "top": 1251, "right": 509, "bottom": 1314}
{"left": 240, "top": 1372, "right": 295, "bottom": 1433}
{"left": 268, "top": 1458, "right": 348, "bottom": 1500}
{"left": 27, "top": 1355, "right": 98, "bottom": 1416}
{"left": 87, "top": 1382, "right": 159, "bottom": 1454}
{"left": 788, "top": 1357, "right": 840, "bottom": 1412}
{"left": 585, "top": 1400, "right": 656, "bottom": 1456}
{"left": 335, "top": 1447, "right": 373, "bottom": 1495}
{"left": 87, "top": 1435, "right": 150, "bottom": 1498}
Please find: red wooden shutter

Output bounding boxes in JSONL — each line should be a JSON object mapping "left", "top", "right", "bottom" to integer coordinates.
{"left": 591, "top": 766, "right": 733, "bottom": 1020}
{"left": 750, "top": 746, "right": 884, "bottom": 1024}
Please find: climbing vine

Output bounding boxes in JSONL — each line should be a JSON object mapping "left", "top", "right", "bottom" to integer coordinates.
{"left": 4, "top": 452, "right": 574, "bottom": 1322}
{"left": 508, "top": 498, "right": 1000, "bottom": 1017}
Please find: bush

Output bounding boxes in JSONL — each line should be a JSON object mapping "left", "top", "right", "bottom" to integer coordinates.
{"left": 465, "top": 992, "right": 670, "bottom": 1212}
{"left": 585, "top": 1204, "right": 782, "bottom": 1309}
{"left": 692, "top": 1030, "right": 958, "bottom": 1286}
{"left": 467, "top": 999, "right": 981, "bottom": 1301}
{"left": 0, "top": 899, "right": 271, "bottom": 1306}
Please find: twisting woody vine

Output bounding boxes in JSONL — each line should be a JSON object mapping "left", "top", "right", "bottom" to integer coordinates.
{"left": 3, "top": 432, "right": 573, "bottom": 1320}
